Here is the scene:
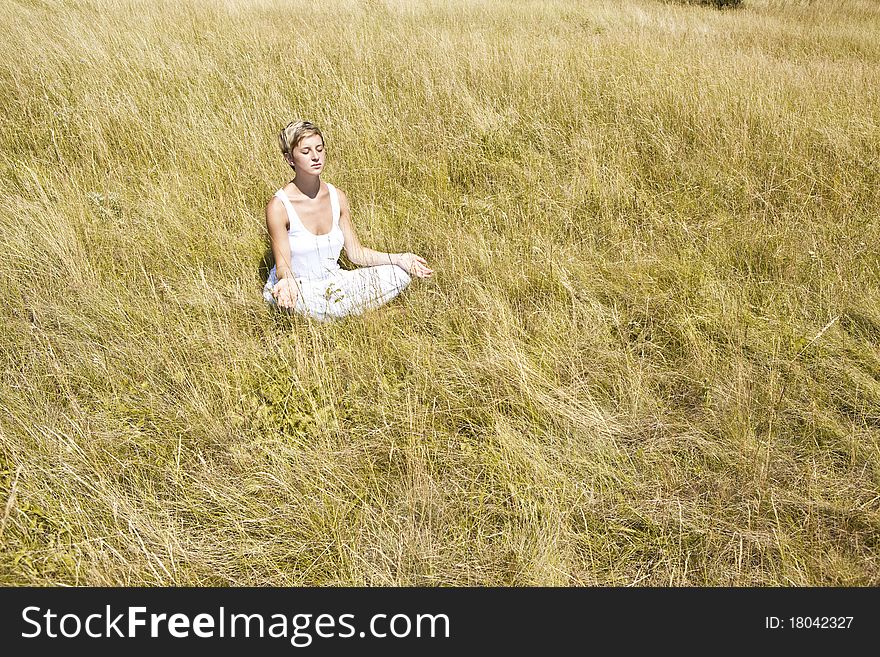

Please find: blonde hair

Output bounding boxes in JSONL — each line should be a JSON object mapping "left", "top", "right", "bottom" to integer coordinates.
{"left": 279, "top": 120, "right": 323, "bottom": 163}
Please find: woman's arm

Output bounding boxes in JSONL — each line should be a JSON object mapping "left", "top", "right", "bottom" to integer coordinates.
{"left": 266, "top": 197, "right": 298, "bottom": 308}
{"left": 338, "top": 189, "right": 434, "bottom": 277}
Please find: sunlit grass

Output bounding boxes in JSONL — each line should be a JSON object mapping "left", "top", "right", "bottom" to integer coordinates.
{"left": 0, "top": 0, "right": 878, "bottom": 585}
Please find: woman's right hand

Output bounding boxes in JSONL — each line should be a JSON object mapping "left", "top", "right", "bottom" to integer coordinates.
{"left": 272, "top": 277, "right": 298, "bottom": 310}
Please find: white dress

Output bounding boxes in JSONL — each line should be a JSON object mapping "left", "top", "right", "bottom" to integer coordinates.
{"left": 263, "top": 183, "right": 412, "bottom": 322}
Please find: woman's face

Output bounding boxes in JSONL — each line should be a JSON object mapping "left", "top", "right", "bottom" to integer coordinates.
{"left": 289, "top": 134, "right": 325, "bottom": 175}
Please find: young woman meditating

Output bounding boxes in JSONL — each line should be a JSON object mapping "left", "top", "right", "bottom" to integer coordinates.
{"left": 263, "top": 121, "right": 433, "bottom": 321}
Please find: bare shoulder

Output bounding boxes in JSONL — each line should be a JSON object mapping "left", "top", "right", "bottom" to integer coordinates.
{"left": 265, "top": 195, "right": 287, "bottom": 227}
{"left": 331, "top": 184, "right": 349, "bottom": 206}
{"left": 265, "top": 194, "right": 284, "bottom": 216}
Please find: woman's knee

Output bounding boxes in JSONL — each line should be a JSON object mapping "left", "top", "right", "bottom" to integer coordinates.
{"left": 391, "top": 265, "right": 412, "bottom": 288}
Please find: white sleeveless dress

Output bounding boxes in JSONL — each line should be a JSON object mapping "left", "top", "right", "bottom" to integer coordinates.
{"left": 263, "top": 182, "right": 412, "bottom": 322}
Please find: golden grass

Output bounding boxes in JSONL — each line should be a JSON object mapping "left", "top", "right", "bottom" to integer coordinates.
{"left": 0, "top": 0, "right": 878, "bottom": 585}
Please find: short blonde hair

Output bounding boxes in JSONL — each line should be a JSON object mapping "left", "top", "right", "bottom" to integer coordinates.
{"left": 278, "top": 120, "right": 323, "bottom": 159}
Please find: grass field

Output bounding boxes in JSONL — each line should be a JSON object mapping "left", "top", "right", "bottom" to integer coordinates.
{"left": 1, "top": 0, "right": 878, "bottom": 585}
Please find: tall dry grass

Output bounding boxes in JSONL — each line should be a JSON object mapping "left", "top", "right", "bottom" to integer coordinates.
{"left": 0, "top": 0, "right": 878, "bottom": 585}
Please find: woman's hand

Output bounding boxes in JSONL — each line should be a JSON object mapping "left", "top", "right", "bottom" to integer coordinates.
{"left": 272, "top": 277, "right": 298, "bottom": 310}
{"left": 395, "top": 252, "right": 434, "bottom": 278}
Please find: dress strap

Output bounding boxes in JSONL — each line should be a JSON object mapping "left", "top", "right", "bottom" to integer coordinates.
{"left": 275, "top": 189, "right": 301, "bottom": 232}
{"left": 327, "top": 183, "right": 340, "bottom": 227}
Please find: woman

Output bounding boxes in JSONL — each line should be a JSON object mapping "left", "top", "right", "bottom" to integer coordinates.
{"left": 263, "top": 121, "right": 433, "bottom": 322}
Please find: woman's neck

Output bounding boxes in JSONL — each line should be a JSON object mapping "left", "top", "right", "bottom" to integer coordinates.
{"left": 292, "top": 172, "right": 321, "bottom": 199}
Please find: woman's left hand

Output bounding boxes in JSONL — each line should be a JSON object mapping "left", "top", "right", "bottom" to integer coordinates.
{"left": 396, "top": 252, "right": 434, "bottom": 278}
